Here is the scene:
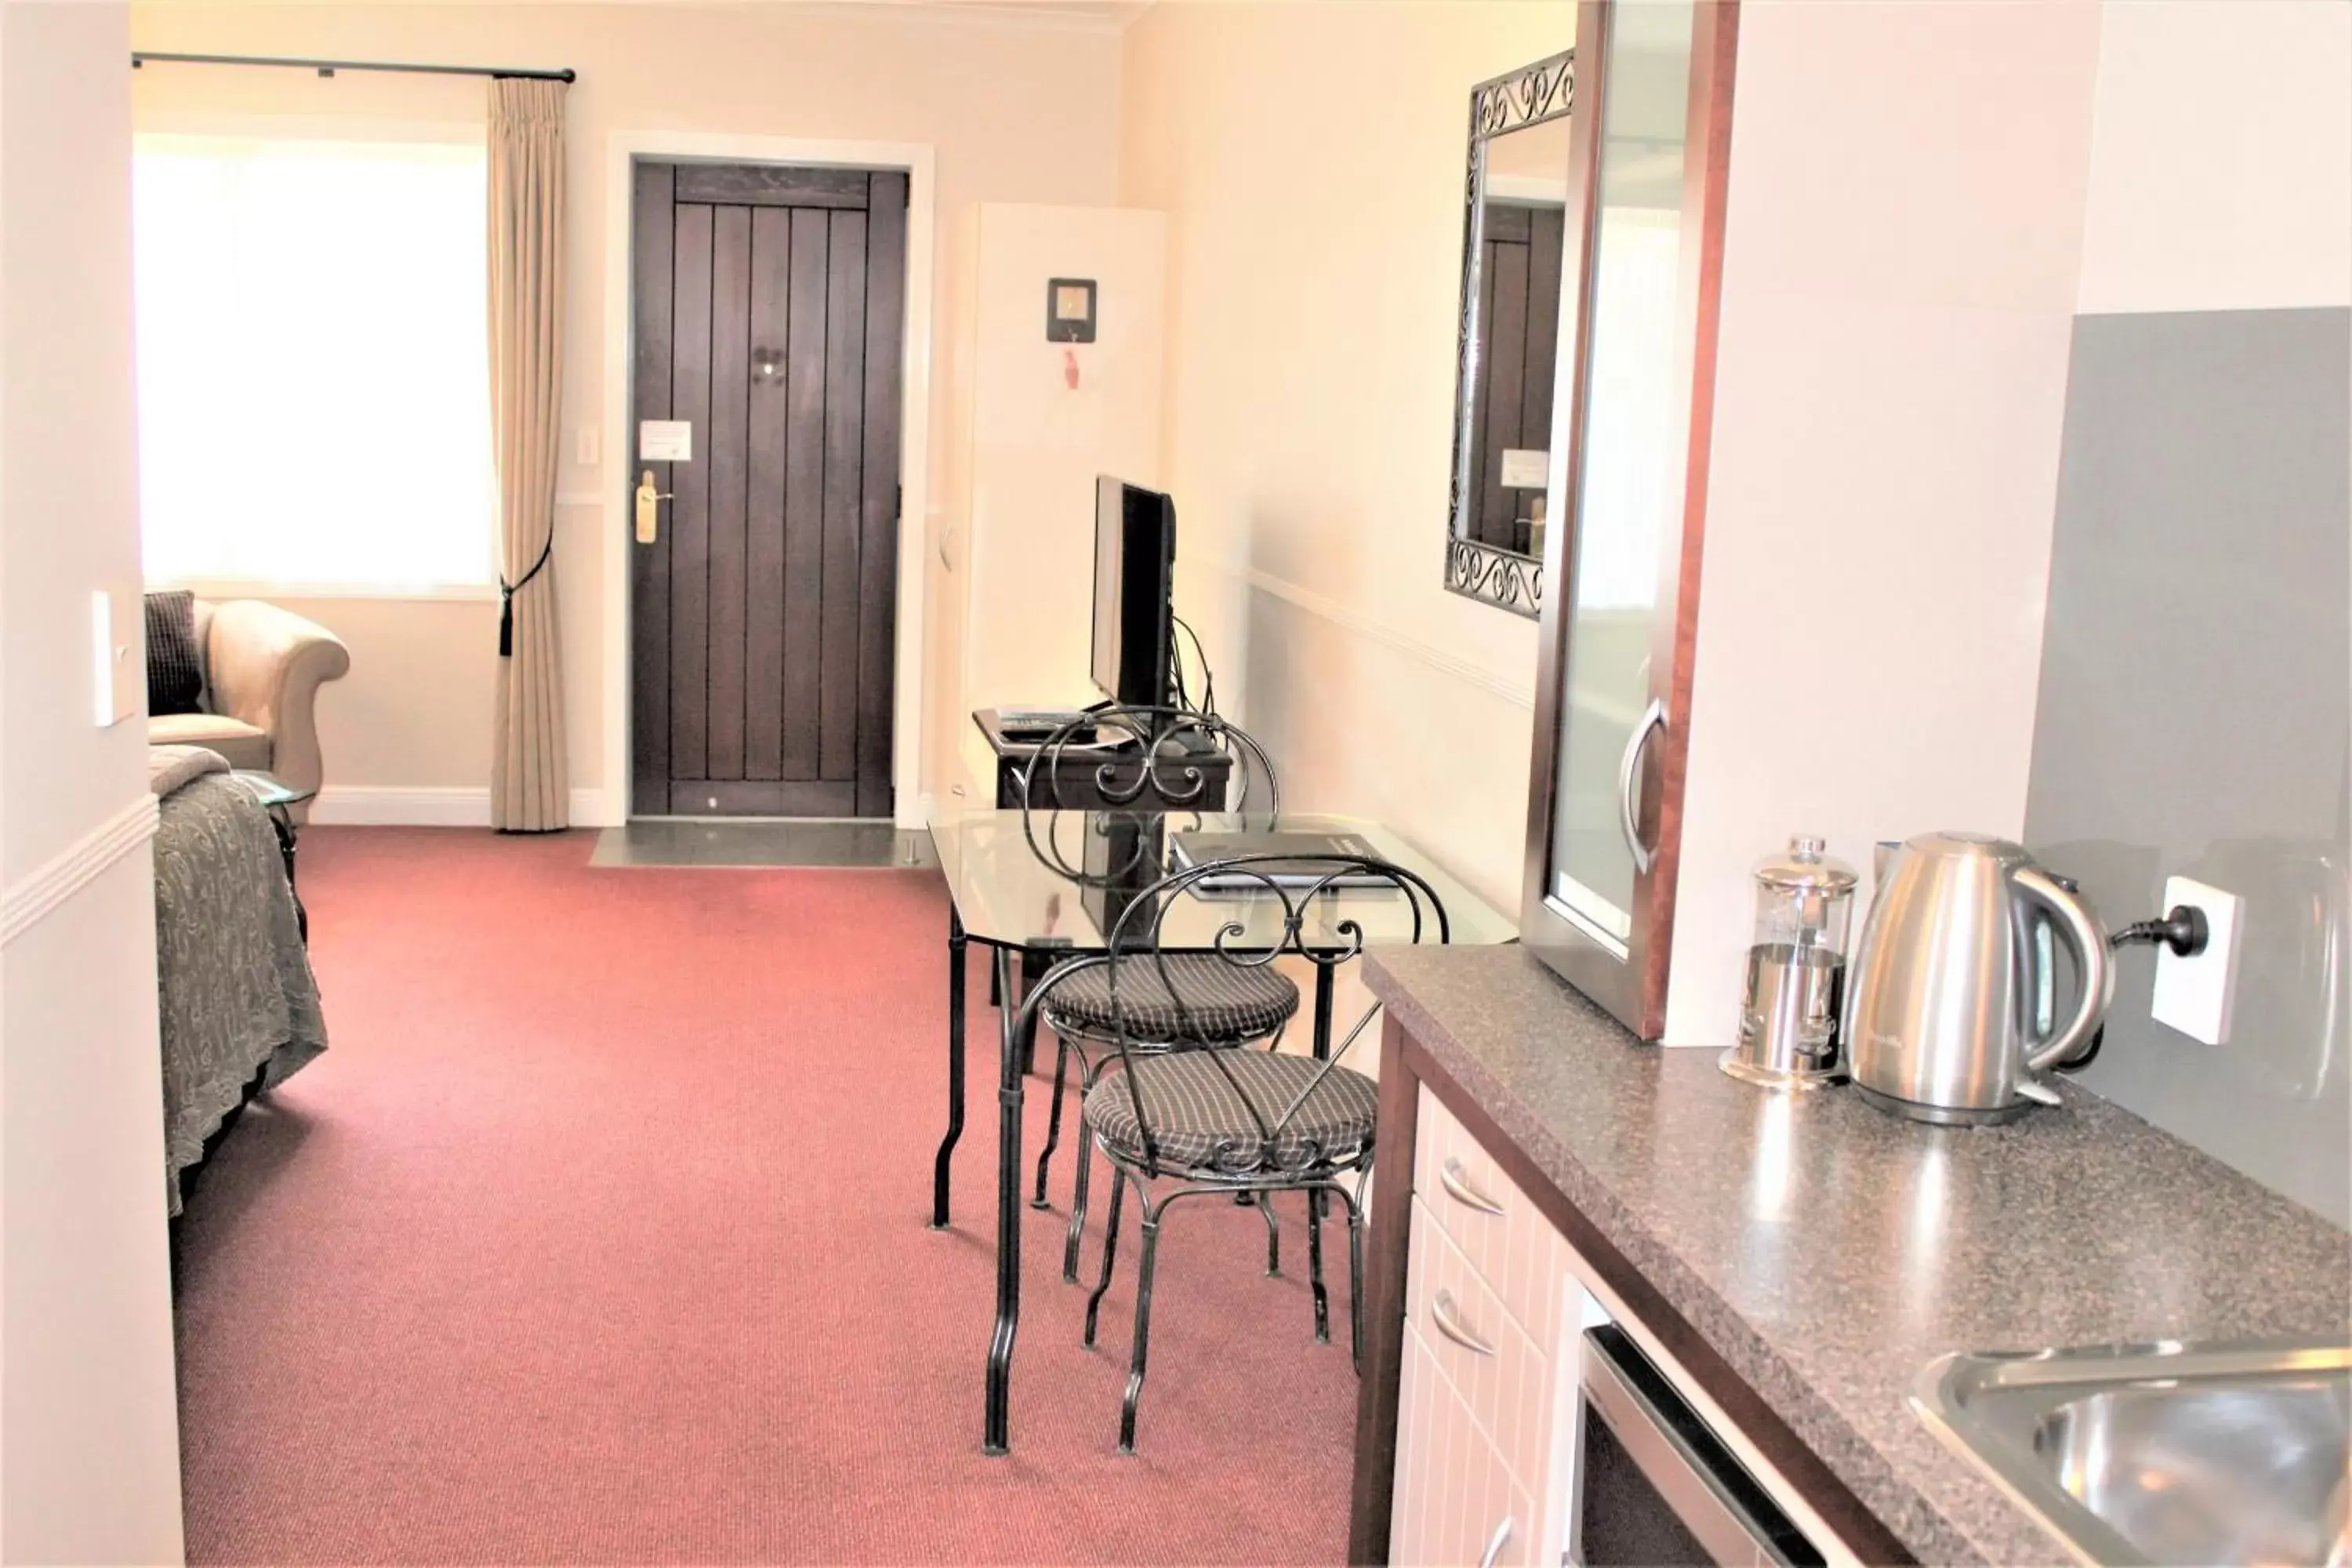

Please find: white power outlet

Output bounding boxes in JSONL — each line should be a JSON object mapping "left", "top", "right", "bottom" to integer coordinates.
{"left": 2149, "top": 875, "right": 2244, "bottom": 1045}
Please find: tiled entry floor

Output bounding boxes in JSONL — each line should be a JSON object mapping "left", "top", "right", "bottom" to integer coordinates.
{"left": 590, "top": 818, "right": 939, "bottom": 869}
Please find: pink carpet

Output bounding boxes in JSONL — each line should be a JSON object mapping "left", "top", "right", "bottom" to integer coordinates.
{"left": 172, "top": 828, "right": 1357, "bottom": 1565}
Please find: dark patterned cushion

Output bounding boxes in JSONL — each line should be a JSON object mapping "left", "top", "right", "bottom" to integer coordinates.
{"left": 144, "top": 590, "right": 205, "bottom": 715}
{"left": 1044, "top": 953, "right": 1298, "bottom": 1044}
{"left": 1084, "top": 1050, "right": 1377, "bottom": 1173}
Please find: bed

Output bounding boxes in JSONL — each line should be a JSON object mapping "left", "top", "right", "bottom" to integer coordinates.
{"left": 151, "top": 746, "right": 328, "bottom": 1214}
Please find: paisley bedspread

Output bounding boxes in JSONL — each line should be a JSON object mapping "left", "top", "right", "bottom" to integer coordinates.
{"left": 154, "top": 771, "right": 327, "bottom": 1214}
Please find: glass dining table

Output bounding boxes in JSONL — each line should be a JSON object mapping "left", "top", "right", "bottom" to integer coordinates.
{"left": 925, "top": 804, "right": 1517, "bottom": 1454}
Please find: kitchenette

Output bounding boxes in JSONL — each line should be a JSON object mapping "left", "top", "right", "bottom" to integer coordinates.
{"left": 1371, "top": 0, "right": 2350, "bottom": 1560}
{"left": 1370, "top": 0, "right": 2352, "bottom": 1556}
{"left": 1348, "top": 944, "right": 2350, "bottom": 1566}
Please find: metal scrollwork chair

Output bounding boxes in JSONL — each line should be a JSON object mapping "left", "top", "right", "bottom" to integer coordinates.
{"left": 1014, "top": 851, "right": 1450, "bottom": 1453}
{"left": 1015, "top": 706, "right": 1295, "bottom": 1283}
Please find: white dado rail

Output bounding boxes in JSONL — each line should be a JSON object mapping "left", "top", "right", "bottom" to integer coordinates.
{"left": 0, "top": 793, "right": 161, "bottom": 949}
{"left": 1214, "top": 558, "right": 1539, "bottom": 713}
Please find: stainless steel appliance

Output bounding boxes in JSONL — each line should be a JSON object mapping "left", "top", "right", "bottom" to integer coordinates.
{"left": 1847, "top": 833, "right": 2114, "bottom": 1125}
{"left": 1572, "top": 1324, "right": 1824, "bottom": 1566}
{"left": 1722, "top": 837, "right": 1857, "bottom": 1091}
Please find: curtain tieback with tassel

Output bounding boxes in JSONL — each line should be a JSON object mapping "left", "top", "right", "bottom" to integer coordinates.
{"left": 498, "top": 532, "right": 554, "bottom": 658}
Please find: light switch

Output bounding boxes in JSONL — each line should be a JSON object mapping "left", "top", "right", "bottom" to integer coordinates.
{"left": 91, "top": 588, "right": 139, "bottom": 728}
{"left": 575, "top": 426, "right": 599, "bottom": 466}
{"left": 2150, "top": 875, "right": 2244, "bottom": 1045}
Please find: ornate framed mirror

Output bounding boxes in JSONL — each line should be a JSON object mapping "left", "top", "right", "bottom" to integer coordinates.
{"left": 1445, "top": 49, "right": 1575, "bottom": 619}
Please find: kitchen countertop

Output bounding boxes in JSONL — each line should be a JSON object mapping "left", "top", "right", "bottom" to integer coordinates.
{"left": 1364, "top": 944, "right": 2352, "bottom": 1565}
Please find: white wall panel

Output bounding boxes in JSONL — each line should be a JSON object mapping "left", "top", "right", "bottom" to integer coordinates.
{"left": 2078, "top": 0, "right": 2352, "bottom": 315}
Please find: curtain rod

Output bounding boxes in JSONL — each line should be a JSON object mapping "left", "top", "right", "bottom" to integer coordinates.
{"left": 131, "top": 51, "right": 575, "bottom": 83}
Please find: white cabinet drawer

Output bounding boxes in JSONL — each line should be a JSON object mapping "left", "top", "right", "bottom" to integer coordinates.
{"left": 1392, "top": 1318, "right": 1535, "bottom": 1568}
{"left": 1406, "top": 1194, "right": 1555, "bottom": 1497}
{"left": 1414, "top": 1084, "right": 1565, "bottom": 1348}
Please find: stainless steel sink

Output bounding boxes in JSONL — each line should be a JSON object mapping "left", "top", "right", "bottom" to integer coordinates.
{"left": 1912, "top": 1338, "right": 2352, "bottom": 1566}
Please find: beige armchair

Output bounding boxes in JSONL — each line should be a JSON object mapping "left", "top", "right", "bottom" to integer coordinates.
{"left": 147, "top": 599, "right": 350, "bottom": 820}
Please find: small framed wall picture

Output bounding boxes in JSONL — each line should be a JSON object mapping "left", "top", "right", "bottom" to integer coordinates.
{"left": 1046, "top": 278, "right": 1097, "bottom": 343}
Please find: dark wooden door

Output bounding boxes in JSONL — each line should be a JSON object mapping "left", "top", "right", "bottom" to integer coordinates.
{"left": 1470, "top": 199, "right": 1565, "bottom": 554}
{"left": 630, "top": 161, "right": 905, "bottom": 817}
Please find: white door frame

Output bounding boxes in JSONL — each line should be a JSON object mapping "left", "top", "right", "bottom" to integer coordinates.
{"left": 600, "top": 129, "right": 936, "bottom": 828}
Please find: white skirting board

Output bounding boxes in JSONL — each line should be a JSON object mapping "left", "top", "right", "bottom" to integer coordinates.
{"left": 309, "top": 786, "right": 613, "bottom": 828}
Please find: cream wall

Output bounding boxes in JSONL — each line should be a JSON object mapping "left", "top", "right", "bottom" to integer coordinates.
{"left": 937, "top": 203, "right": 1166, "bottom": 804}
{"left": 131, "top": 2, "right": 1126, "bottom": 817}
{"left": 2077, "top": 0, "right": 2352, "bottom": 317}
{"left": 1664, "top": 0, "right": 2104, "bottom": 1044}
{"left": 1122, "top": 0, "right": 2120, "bottom": 1044}
{"left": 276, "top": 595, "right": 497, "bottom": 798}
{"left": 1668, "top": 0, "right": 2349, "bottom": 1047}
{"left": 8, "top": 3, "right": 154, "bottom": 880}
{"left": 0, "top": 2, "right": 187, "bottom": 1560}
{"left": 1120, "top": 0, "right": 1573, "bottom": 915}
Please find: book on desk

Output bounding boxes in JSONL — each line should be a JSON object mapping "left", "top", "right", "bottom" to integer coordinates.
{"left": 990, "top": 708, "right": 1101, "bottom": 745}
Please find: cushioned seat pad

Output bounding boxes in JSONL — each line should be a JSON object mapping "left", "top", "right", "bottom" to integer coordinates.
{"left": 1084, "top": 1050, "right": 1377, "bottom": 1173}
{"left": 148, "top": 712, "right": 271, "bottom": 771}
{"left": 1044, "top": 953, "right": 1299, "bottom": 1044}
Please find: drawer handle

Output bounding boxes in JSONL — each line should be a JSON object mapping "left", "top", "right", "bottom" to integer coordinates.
{"left": 1431, "top": 1289, "right": 1494, "bottom": 1357}
{"left": 1478, "top": 1515, "right": 1515, "bottom": 1568}
{"left": 1439, "top": 1155, "right": 1505, "bottom": 1217}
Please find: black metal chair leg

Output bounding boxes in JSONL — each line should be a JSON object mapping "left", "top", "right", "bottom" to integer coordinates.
{"left": 1083, "top": 1168, "right": 1127, "bottom": 1347}
{"left": 1347, "top": 1198, "right": 1366, "bottom": 1371}
{"left": 1308, "top": 1190, "right": 1330, "bottom": 1343}
{"left": 1064, "top": 1117, "right": 1095, "bottom": 1283}
{"left": 1120, "top": 1207, "right": 1163, "bottom": 1454}
{"left": 1031, "top": 1036, "right": 1070, "bottom": 1210}
{"left": 1261, "top": 1192, "right": 1281, "bottom": 1276}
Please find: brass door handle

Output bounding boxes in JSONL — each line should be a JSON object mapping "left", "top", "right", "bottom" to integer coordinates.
{"left": 634, "top": 469, "right": 673, "bottom": 543}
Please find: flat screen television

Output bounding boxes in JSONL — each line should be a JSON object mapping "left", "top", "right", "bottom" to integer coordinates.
{"left": 1090, "top": 475, "right": 1177, "bottom": 709}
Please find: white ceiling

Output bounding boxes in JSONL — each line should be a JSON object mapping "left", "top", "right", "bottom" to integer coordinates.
{"left": 130, "top": 0, "right": 1152, "bottom": 30}
{"left": 787, "top": 0, "right": 1147, "bottom": 27}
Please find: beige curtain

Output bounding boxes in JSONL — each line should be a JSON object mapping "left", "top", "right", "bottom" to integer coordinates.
{"left": 488, "top": 77, "right": 568, "bottom": 831}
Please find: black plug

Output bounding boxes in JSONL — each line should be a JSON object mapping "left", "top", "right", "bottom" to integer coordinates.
{"left": 2111, "top": 903, "right": 2209, "bottom": 957}
{"left": 2059, "top": 904, "right": 2209, "bottom": 1077}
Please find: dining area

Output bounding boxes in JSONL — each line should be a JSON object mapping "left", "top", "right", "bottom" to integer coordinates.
{"left": 922, "top": 706, "right": 1517, "bottom": 1457}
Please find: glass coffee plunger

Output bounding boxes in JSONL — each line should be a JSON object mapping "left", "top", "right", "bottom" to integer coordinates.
{"left": 1721, "top": 835, "right": 1857, "bottom": 1091}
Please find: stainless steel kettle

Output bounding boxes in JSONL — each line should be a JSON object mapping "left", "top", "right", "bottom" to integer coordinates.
{"left": 1846, "top": 833, "right": 2114, "bottom": 1124}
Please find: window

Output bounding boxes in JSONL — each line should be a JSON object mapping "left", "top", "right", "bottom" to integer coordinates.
{"left": 133, "top": 134, "right": 496, "bottom": 593}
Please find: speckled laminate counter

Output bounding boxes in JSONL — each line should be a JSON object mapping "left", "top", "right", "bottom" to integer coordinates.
{"left": 1364, "top": 944, "right": 2352, "bottom": 1565}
